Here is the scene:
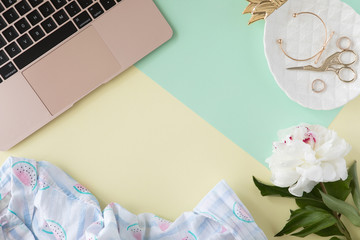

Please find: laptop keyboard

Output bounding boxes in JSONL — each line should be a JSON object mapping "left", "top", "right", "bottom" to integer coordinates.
{"left": 0, "top": 0, "right": 121, "bottom": 83}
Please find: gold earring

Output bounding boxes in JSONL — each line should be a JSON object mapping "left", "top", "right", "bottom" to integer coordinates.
{"left": 277, "top": 12, "right": 334, "bottom": 64}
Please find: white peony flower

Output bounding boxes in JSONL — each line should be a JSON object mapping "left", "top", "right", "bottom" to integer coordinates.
{"left": 266, "top": 124, "right": 351, "bottom": 197}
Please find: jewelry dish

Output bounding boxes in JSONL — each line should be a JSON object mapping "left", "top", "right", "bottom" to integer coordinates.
{"left": 264, "top": 0, "right": 360, "bottom": 110}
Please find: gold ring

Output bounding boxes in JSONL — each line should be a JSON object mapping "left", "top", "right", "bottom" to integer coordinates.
{"left": 336, "top": 36, "right": 352, "bottom": 50}
{"left": 312, "top": 79, "right": 326, "bottom": 93}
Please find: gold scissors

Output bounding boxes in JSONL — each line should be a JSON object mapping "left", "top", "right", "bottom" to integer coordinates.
{"left": 287, "top": 37, "right": 358, "bottom": 83}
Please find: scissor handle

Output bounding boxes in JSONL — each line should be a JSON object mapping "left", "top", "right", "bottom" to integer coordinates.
{"left": 337, "top": 67, "right": 357, "bottom": 83}
{"left": 338, "top": 50, "right": 358, "bottom": 66}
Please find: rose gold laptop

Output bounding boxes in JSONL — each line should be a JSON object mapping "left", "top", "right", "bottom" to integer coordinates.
{"left": 0, "top": 0, "right": 172, "bottom": 150}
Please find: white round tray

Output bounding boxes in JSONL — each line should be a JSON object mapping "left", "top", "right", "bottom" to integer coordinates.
{"left": 264, "top": 0, "right": 360, "bottom": 110}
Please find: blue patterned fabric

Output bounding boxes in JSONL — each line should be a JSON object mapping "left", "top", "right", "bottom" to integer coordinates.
{"left": 0, "top": 157, "right": 267, "bottom": 240}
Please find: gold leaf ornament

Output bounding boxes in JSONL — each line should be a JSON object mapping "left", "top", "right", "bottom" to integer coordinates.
{"left": 243, "top": 0, "right": 288, "bottom": 25}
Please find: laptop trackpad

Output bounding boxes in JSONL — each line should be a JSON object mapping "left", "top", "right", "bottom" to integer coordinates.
{"left": 23, "top": 26, "right": 121, "bottom": 115}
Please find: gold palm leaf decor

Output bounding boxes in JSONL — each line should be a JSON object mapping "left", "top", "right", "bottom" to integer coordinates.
{"left": 243, "top": 0, "right": 288, "bottom": 25}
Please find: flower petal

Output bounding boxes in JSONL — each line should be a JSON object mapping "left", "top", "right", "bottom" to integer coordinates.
{"left": 270, "top": 168, "right": 300, "bottom": 187}
{"left": 333, "top": 158, "right": 348, "bottom": 181}
{"left": 300, "top": 165, "right": 322, "bottom": 182}
{"left": 289, "top": 176, "right": 318, "bottom": 197}
{"left": 320, "top": 163, "right": 337, "bottom": 182}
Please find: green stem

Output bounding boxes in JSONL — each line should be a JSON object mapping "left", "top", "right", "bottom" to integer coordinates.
{"left": 320, "top": 183, "right": 352, "bottom": 240}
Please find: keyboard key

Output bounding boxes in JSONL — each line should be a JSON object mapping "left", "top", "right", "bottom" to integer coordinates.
{"left": 88, "top": 2, "right": 103, "bottom": 18}
{"left": 41, "top": 17, "right": 56, "bottom": 33}
{"left": 0, "top": 62, "right": 17, "bottom": 79}
{"left": 50, "top": 0, "right": 66, "bottom": 9}
{"left": 3, "top": 26, "right": 18, "bottom": 42}
{"left": 28, "top": 0, "right": 43, "bottom": 7}
{"left": 14, "top": 18, "right": 30, "bottom": 34}
{"left": 1, "top": 0, "right": 16, "bottom": 8}
{"left": 0, "top": 15, "right": 7, "bottom": 31}
{"left": 29, "top": 25, "right": 44, "bottom": 41}
{"left": 0, "top": 34, "right": 6, "bottom": 48}
{"left": 5, "top": 42, "right": 21, "bottom": 57}
{"left": 3, "top": 8, "right": 19, "bottom": 24}
{"left": 0, "top": 3, "right": 5, "bottom": 12}
{"left": 17, "top": 33, "right": 33, "bottom": 49}
{"left": 77, "top": 0, "right": 91, "bottom": 9}
{"left": 73, "top": 11, "right": 91, "bottom": 29}
{"left": 65, "top": 1, "right": 80, "bottom": 17}
{"left": 0, "top": 50, "right": 9, "bottom": 65}
{"left": 39, "top": 1, "right": 54, "bottom": 18}
{"left": 26, "top": 10, "right": 43, "bottom": 25}
{"left": 53, "top": 9, "right": 68, "bottom": 25}
{"left": 14, "top": 21, "right": 77, "bottom": 69}
{"left": 99, "top": 0, "right": 115, "bottom": 10}
{"left": 15, "top": 0, "right": 31, "bottom": 15}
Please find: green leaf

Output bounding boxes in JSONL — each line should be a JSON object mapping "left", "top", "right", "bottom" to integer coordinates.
{"left": 274, "top": 211, "right": 305, "bottom": 236}
{"left": 292, "top": 216, "right": 337, "bottom": 237}
{"left": 323, "top": 175, "right": 353, "bottom": 201}
{"left": 275, "top": 206, "right": 336, "bottom": 237}
{"left": 295, "top": 185, "right": 331, "bottom": 211}
{"left": 253, "top": 176, "right": 294, "bottom": 198}
{"left": 329, "top": 237, "right": 342, "bottom": 240}
{"left": 308, "top": 184, "right": 323, "bottom": 197}
{"left": 295, "top": 197, "right": 329, "bottom": 211}
{"left": 320, "top": 191, "right": 360, "bottom": 227}
{"left": 314, "top": 224, "right": 343, "bottom": 237}
{"left": 349, "top": 161, "right": 360, "bottom": 210}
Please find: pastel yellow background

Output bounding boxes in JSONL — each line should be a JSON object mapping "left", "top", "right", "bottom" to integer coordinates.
{"left": 1, "top": 67, "right": 359, "bottom": 239}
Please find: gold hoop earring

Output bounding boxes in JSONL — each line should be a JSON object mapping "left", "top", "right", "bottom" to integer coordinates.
{"left": 277, "top": 12, "right": 334, "bottom": 64}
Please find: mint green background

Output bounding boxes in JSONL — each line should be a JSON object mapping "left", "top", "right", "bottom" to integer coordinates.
{"left": 136, "top": 0, "right": 360, "bottom": 166}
